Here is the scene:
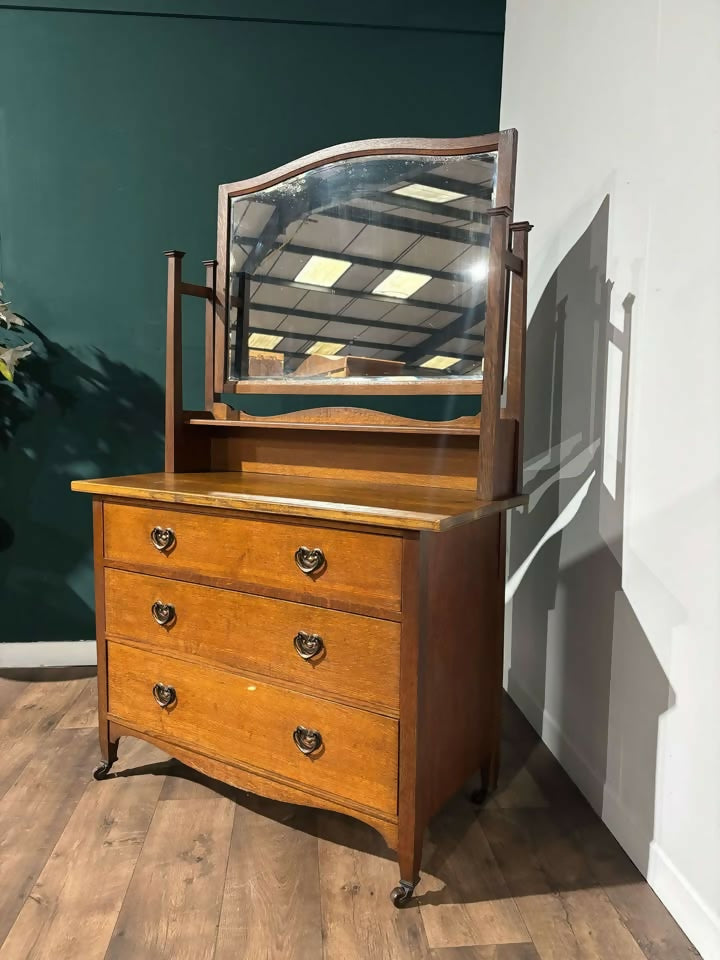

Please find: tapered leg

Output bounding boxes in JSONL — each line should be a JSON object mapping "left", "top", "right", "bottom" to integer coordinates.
{"left": 487, "top": 515, "right": 505, "bottom": 794}
{"left": 470, "top": 513, "right": 505, "bottom": 806}
{"left": 92, "top": 499, "right": 117, "bottom": 782}
{"left": 393, "top": 534, "right": 424, "bottom": 907}
{"left": 470, "top": 752, "right": 499, "bottom": 806}
{"left": 486, "top": 743, "right": 501, "bottom": 792}
{"left": 93, "top": 723, "right": 119, "bottom": 780}
{"left": 392, "top": 818, "right": 423, "bottom": 907}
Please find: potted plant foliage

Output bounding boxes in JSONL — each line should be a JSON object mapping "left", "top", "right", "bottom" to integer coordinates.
{"left": 0, "top": 282, "right": 31, "bottom": 382}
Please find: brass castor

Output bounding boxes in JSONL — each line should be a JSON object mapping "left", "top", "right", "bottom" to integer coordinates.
{"left": 93, "top": 760, "right": 114, "bottom": 781}
{"left": 390, "top": 880, "right": 417, "bottom": 907}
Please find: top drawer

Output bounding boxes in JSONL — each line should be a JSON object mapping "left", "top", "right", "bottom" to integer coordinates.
{"left": 103, "top": 502, "right": 403, "bottom": 612}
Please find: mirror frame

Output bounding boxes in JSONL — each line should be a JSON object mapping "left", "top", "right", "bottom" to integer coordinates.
{"left": 215, "top": 130, "right": 517, "bottom": 396}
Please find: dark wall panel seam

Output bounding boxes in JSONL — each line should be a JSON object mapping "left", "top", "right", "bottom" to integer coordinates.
{"left": 0, "top": 4, "right": 504, "bottom": 35}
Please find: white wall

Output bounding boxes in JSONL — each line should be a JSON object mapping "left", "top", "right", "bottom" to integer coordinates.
{"left": 501, "top": 2, "right": 720, "bottom": 957}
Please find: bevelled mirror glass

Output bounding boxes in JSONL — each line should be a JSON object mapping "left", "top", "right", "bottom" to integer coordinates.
{"left": 226, "top": 151, "right": 497, "bottom": 385}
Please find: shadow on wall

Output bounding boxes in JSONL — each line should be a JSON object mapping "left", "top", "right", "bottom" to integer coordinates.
{"left": 0, "top": 325, "right": 164, "bottom": 643}
{"left": 505, "top": 195, "right": 676, "bottom": 874}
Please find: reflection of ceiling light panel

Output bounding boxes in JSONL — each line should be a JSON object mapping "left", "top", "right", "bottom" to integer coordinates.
{"left": 248, "top": 333, "right": 282, "bottom": 350}
{"left": 294, "top": 255, "right": 351, "bottom": 287}
{"left": 420, "top": 355, "right": 460, "bottom": 370}
{"left": 372, "top": 270, "right": 432, "bottom": 299}
{"left": 392, "top": 184, "right": 466, "bottom": 203}
{"left": 306, "top": 341, "right": 344, "bottom": 356}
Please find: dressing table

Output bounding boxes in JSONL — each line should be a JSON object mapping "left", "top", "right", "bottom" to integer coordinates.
{"left": 72, "top": 131, "right": 531, "bottom": 906}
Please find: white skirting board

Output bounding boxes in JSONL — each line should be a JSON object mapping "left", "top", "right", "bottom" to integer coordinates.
{"left": 507, "top": 677, "right": 720, "bottom": 960}
{"left": 0, "top": 641, "right": 97, "bottom": 668}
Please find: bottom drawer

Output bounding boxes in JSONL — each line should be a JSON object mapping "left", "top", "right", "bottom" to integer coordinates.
{"left": 106, "top": 641, "right": 398, "bottom": 816}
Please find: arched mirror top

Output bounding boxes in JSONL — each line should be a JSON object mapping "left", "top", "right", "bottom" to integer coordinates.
{"left": 217, "top": 131, "right": 517, "bottom": 396}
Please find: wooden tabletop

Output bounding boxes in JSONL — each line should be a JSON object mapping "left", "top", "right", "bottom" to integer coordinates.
{"left": 71, "top": 472, "right": 527, "bottom": 532}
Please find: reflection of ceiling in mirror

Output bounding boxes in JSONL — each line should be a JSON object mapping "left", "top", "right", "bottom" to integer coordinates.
{"left": 227, "top": 152, "right": 496, "bottom": 380}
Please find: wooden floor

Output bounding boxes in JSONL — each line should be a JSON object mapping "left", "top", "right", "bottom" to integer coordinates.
{"left": 0, "top": 669, "right": 700, "bottom": 960}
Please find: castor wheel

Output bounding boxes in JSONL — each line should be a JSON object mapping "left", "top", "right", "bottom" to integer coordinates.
{"left": 469, "top": 786, "right": 488, "bottom": 806}
{"left": 390, "top": 880, "right": 417, "bottom": 907}
{"left": 93, "top": 760, "right": 114, "bottom": 781}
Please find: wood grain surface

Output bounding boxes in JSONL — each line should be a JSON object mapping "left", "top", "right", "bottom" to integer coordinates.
{"left": 106, "top": 718, "right": 399, "bottom": 849}
{"left": 107, "top": 641, "right": 399, "bottom": 815}
{"left": 209, "top": 427, "right": 487, "bottom": 491}
{"left": 104, "top": 568, "right": 400, "bottom": 715}
{"left": 101, "top": 501, "right": 403, "bottom": 611}
{"left": 195, "top": 404, "right": 482, "bottom": 434}
{"left": 71, "top": 472, "right": 527, "bottom": 530}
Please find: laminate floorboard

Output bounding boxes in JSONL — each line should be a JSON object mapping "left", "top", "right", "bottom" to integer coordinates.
{"left": 430, "top": 946, "right": 541, "bottom": 959}
{"left": 0, "top": 675, "right": 90, "bottom": 799}
{"left": 318, "top": 813, "right": 431, "bottom": 960}
{"left": 0, "top": 728, "right": 96, "bottom": 943}
{"left": 0, "top": 736, "right": 165, "bottom": 960}
{"left": 0, "top": 672, "right": 701, "bottom": 960}
{"left": 420, "top": 795, "right": 530, "bottom": 950}
{"left": 105, "top": 798, "right": 235, "bottom": 960}
{"left": 574, "top": 819, "right": 701, "bottom": 960}
{"left": 215, "top": 796, "right": 323, "bottom": 960}
{"left": 56, "top": 678, "right": 98, "bottom": 730}
{"left": 0, "top": 674, "right": 29, "bottom": 721}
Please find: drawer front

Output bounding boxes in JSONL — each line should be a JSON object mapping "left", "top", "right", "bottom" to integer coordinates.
{"left": 104, "top": 569, "right": 400, "bottom": 714}
{"left": 107, "top": 641, "right": 398, "bottom": 815}
{"left": 103, "top": 502, "right": 402, "bottom": 611}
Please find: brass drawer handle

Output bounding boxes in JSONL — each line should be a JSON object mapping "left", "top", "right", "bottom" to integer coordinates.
{"left": 294, "top": 546, "right": 325, "bottom": 575}
{"left": 152, "top": 683, "right": 176, "bottom": 708}
{"left": 150, "top": 526, "right": 175, "bottom": 552}
{"left": 151, "top": 601, "right": 175, "bottom": 626}
{"left": 293, "top": 631, "right": 324, "bottom": 661}
{"left": 293, "top": 725, "right": 322, "bottom": 755}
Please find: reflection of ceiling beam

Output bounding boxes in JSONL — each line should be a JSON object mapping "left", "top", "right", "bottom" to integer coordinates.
{"left": 366, "top": 190, "right": 489, "bottom": 226}
{"left": 250, "top": 327, "right": 390, "bottom": 353}
{"left": 321, "top": 204, "right": 490, "bottom": 247}
{"left": 400, "top": 302, "right": 487, "bottom": 364}
{"left": 231, "top": 239, "right": 470, "bottom": 283}
{"left": 248, "top": 324, "right": 481, "bottom": 361}
{"left": 251, "top": 301, "right": 484, "bottom": 342}
{"left": 231, "top": 207, "right": 280, "bottom": 276}
{"left": 253, "top": 273, "right": 478, "bottom": 315}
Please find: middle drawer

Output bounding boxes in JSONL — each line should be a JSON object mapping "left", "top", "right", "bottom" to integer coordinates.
{"left": 104, "top": 568, "right": 400, "bottom": 715}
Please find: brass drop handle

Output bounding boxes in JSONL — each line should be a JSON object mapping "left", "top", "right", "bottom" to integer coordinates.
{"left": 152, "top": 683, "right": 176, "bottom": 708}
{"left": 294, "top": 546, "right": 325, "bottom": 575}
{"left": 150, "top": 526, "right": 175, "bottom": 552}
{"left": 151, "top": 601, "right": 175, "bottom": 626}
{"left": 293, "top": 631, "right": 324, "bottom": 661}
{"left": 293, "top": 725, "right": 322, "bottom": 755}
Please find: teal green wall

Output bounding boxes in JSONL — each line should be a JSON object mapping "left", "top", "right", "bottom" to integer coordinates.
{"left": 0, "top": 2, "right": 505, "bottom": 642}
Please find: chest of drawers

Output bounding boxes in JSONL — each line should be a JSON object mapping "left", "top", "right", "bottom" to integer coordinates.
{"left": 71, "top": 132, "right": 530, "bottom": 904}
{"left": 72, "top": 474, "right": 517, "bottom": 905}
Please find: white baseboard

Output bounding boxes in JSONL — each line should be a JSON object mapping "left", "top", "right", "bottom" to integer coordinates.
{"left": 506, "top": 674, "right": 719, "bottom": 960}
{"left": 648, "top": 843, "right": 720, "bottom": 960}
{"left": 0, "top": 641, "right": 97, "bottom": 669}
{"left": 507, "top": 673, "right": 607, "bottom": 815}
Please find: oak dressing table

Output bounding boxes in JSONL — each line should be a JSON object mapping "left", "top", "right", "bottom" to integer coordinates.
{"left": 72, "top": 132, "right": 531, "bottom": 905}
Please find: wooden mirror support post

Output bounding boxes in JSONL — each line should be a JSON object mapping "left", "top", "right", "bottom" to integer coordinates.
{"left": 72, "top": 133, "right": 531, "bottom": 907}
